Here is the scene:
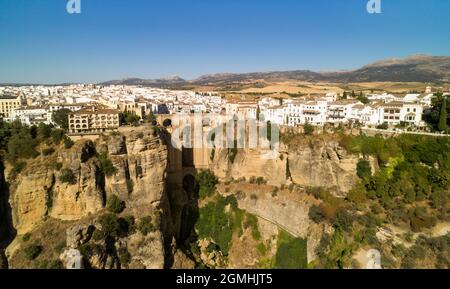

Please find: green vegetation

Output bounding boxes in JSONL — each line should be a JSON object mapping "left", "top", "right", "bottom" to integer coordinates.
{"left": 23, "top": 244, "right": 42, "bottom": 260}
{"left": 249, "top": 176, "right": 267, "bottom": 185}
{"left": 118, "top": 247, "right": 131, "bottom": 267}
{"left": 137, "top": 216, "right": 156, "bottom": 236}
{"left": 144, "top": 111, "right": 157, "bottom": 125}
{"left": 42, "top": 148, "right": 55, "bottom": 156}
{"left": 196, "top": 170, "right": 219, "bottom": 199}
{"left": 59, "top": 169, "right": 77, "bottom": 185}
{"left": 425, "top": 93, "right": 450, "bottom": 132}
{"left": 10, "top": 161, "right": 26, "bottom": 177}
{"left": 274, "top": 230, "right": 307, "bottom": 269}
{"left": 107, "top": 195, "right": 125, "bottom": 214}
{"left": 376, "top": 122, "right": 389, "bottom": 130}
{"left": 357, "top": 91, "right": 369, "bottom": 104}
{"left": 52, "top": 109, "right": 71, "bottom": 130}
{"left": 438, "top": 96, "right": 448, "bottom": 132}
{"left": 120, "top": 111, "right": 141, "bottom": 126}
{"left": 36, "top": 259, "right": 64, "bottom": 269}
{"left": 309, "top": 205, "right": 325, "bottom": 224}
{"left": 63, "top": 136, "right": 74, "bottom": 149}
{"left": 312, "top": 133, "right": 450, "bottom": 268}
{"left": 97, "top": 152, "right": 117, "bottom": 177}
{"left": 51, "top": 161, "right": 63, "bottom": 171}
{"left": 97, "top": 213, "right": 130, "bottom": 239}
{"left": 356, "top": 159, "right": 372, "bottom": 181}
{"left": 304, "top": 122, "right": 314, "bottom": 135}
{"left": 196, "top": 195, "right": 241, "bottom": 256}
{"left": 50, "top": 129, "right": 65, "bottom": 145}
{"left": 22, "top": 233, "right": 31, "bottom": 242}
{"left": 244, "top": 213, "right": 261, "bottom": 241}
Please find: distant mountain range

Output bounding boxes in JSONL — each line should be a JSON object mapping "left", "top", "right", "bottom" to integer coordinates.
{"left": 100, "top": 55, "right": 450, "bottom": 88}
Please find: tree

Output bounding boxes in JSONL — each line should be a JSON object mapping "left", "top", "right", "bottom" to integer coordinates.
{"left": 107, "top": 195, "right": 125, "bottom": 214}
{"left": 52, "top": 109, "right": 71, "bottom": 130}
{"left": 357, "top": 92, "right": 369, "bottom": 104}
{"left": 24, "top": 244, "right": 42, "bottom": 260}
{"left": 196, "top": 170, "right": 218, "bottom": 199}
{"left": 120, "top": 111, "right": 140, "bottom": 126}
{"left": 59, "top": 169, "right": 76, "bottom": 184}
{"left": 98, "top": 152, "right": 117, "bottom": 176}
{"left": 357, "top": 159, "right": 372, "bottom": 181}
{"left": 145, "top": 111, "right": 157, "bottom": 125}
{"left": 342, "top": 92, "right": 348, "bottom": 100}
{"left": 304, "top": 121, "right": 314, "bottom": 135}
{"left": 7, "top": 133, "right": 38, "bottom": 161}
{"left": 37, "top": 123, "right": 52, "bottom": 139}
{"left": 309, "top": 205, "right": 325, "bottom": 223}
{"left": 51, "top": 129, "right": 65, "bottom": 145}
{"left": 438, "top": 97, "right": 448, "bottom": 132}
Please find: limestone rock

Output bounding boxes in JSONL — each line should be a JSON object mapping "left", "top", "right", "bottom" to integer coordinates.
{"left": 66, "top": 224, "right": 94, "bottom": 248}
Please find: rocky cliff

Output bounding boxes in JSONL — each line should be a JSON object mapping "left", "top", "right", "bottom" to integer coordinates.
{"left": 210, "top": 138, "right": 370, "bottom": 195}
{"left": 4, "top": 126, "right": 173, "bottom": 269}
{"left": 1, "top": 127, "right": 370, "bottom": 269}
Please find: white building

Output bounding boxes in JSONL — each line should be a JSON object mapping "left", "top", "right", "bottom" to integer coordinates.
{"left": 7, "top": 106, "right": 52, "bottom": 126}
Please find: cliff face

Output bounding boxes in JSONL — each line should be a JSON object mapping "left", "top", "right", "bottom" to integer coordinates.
{"left": 3, "top": 127, "right": 371, "bottom": 269}
{"left": 5, "top": 126, "right": 172, "bottom": 269}
{"left": 210, "top": 139, "right": 369, "bottom": 195}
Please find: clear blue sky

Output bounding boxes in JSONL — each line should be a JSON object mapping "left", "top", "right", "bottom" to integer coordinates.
{"left": 0, "top": 0, "right": 449, "bottom": 84}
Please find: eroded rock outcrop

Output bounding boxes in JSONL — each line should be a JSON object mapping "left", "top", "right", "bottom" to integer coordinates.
{"left": 210, "top": 139, "right": 371, "bottom": 195}
{"left": 5, "top": 126, "right": 172, "bottom": 269}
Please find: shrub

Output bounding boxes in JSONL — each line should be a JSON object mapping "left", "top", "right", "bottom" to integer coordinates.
{"left": 126, "top": 179, "right": 134, "bottom": 194}
{"left": 63, "top": 136, "right": 74, "bottom": 149}
{"left": 24, "top": 244, "right": 42, "bottom": 260}
{"left": 118, "top": 247, "right": 131, "bottom": 267}
{"left": 107, "top": 195, "right": 126, "bottom": 214}
{"left": 51, "top": 161, "right": 63, "bottom": 171}
{"left": 37, "top": 123, "right": 52, "bottom": 139}
{"left": 249, "top": 176, "right": 267, "bottom": 185}
{"left": 10, "top": 161, "right": 26, "bottom": 176}
{"left": 98, "top": 153, "right": 117, "bottom": 177}
{"left": 36, "top": 259, "right": 64, "bottom": 269}
{"left": 304, "top": 122, "right": 314, "bottom": 135}
{"left": 244, "top": 213, "right": 261, "bottom": 241}
{"left": 356, "top": 159, "right": 372, "bottom": 181}
{"left": 309, "top": 205, "right": 326, "bottom": 224}
{"left": 195, "top": 195, "right": 241, "bottom": 256}
{"left": 377, "top": 122, "right": 389, "bottom": 130}
{"left": 42, "top": 147, "right": 55, "bottom": 156}
{"left": 98, "top": 213, "right": 129, "bottom": 238}
{"left": 22, "top": 233, "right": 31, "bottom": 242}
{"left": 275, "top": 231, "right": 307, "bottom": 269}
{"left": 137, "top": 216, "right": 155, "bottom": 236}
{"left": 196, "top": 170, "right": 219, "bottom": 199}
{"left": 51, "top": 129, "right": 65, "bottom": 145}
{"left": 7, "top": 133, "right": 38, "bottom": 161}
{"left": 59, "top": 169, "right": 76, "bottom": 184}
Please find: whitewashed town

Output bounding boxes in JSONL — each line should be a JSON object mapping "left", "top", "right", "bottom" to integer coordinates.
{"left": 0, "top": 84, "right": 448, "bottom": 135}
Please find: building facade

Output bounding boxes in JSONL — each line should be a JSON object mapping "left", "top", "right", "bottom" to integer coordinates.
{"left": 0, "top": 95, "right": 22, "bottom": 118}
{"left": 68, "top": 107, "right": 120, "bottom": 134}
